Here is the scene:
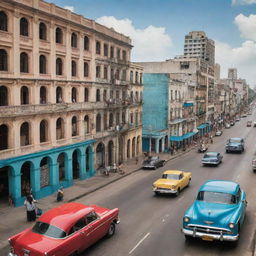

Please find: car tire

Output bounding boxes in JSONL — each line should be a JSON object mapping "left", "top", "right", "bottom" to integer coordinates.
{"left": 154, "top": 191, "right": 159, "bottom": 196}
{"left": 226, "top": 150, "right": 229, "bottom": 153}
{"left": 185, "top": 235, "right": 192, "bottom": 242}
{"left": 187, "top": 179, "right": 191, "bottom": 187}
{"left": 106, "top": 222, "right": 116, "bottom": 238}
{"left": 176, "top": 188, "right": 180, "bottom": 196}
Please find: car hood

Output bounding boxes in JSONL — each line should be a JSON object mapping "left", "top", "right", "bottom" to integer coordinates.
{"left": 154, "top": 179, "right": 178, "bottom": 188}
{"left": 186, "top": 201, "right": 238, "bottom": 228}
{"left": 13, "top": 229, "right": 63, "bottom": 254}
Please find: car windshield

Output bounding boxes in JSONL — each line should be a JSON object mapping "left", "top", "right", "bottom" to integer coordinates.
{"left": 204, "top": 153, "right": 217, "bottom": 158}
{"left": 197, "top": 191, "right": 236, "bottom": 204}
{"left": 229, "top": 138, "right": 241, "bottom": 143}
{"left": 162, "top": 174, "right": 180, "bottom": 180}
{"left": 32, "top": 221, "right": 66, "bottom": 238}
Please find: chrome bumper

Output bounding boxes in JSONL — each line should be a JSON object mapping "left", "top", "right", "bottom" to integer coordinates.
{"left": 153, "top": 188, "right": 177, "bottom": 194}
{"left": 182, "top": 228, "right": 239, "bottom": 241}
{"left": 8, "top": 253, "right": 17, "bottom": 256}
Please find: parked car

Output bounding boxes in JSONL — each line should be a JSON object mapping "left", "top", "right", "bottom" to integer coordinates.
{"left": 201, "top": 152, "right": 223, "bottom": 166}
{"left": 230, "top": 120, "right": 235, "bottom": 126}
{"left": 143, "top": 156, "right": 166, "bottom": 169}
{"left": 235, "top": 117, "right": 240, "bottom": 122}
{"left": 225, "top": 123, "right": 231, "bottom": 129}
{"left": 242, "top": 113, "right": 247, "bottom": 118}
{"left": 153, "top": 170, "right": 191, "bottom": 196}
{"left": 226, "top": 137, "right": 245, "bottom": 153}
{"left": 253, "top": 121, "right": 256, "bottom": 127}
{"left": 8, "top": 203, "right": 120, "bottom": 256}
{"left": 252, "top": 158, "right": 256, "bottom": 172}
{"left": 247, "top": 121, "right": 252, "bottom": 127}
{"left": 215, "top": 130, "right": 222, "bottom": 136}
{"left": 182, "top": 180, "right": 247, "bottom": 242}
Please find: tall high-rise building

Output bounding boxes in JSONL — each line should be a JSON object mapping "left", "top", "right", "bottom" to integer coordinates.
{"left": 228, "top": 68, "right": 238, "bottom": 80}
{"left": 183, "top": 31, "right": 215, "bottom": 66}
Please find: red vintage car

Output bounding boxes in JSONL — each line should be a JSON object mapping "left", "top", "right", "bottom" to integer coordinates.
{"left": 8, "top": 202, "right": 119, "bottom": 256}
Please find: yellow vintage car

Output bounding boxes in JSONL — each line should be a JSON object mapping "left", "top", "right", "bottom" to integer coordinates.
{"left": 153, "top": 170, "right": 191, "bottom": 196}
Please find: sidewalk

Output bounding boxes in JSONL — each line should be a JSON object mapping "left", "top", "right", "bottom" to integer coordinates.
{"left": 0, "top": 146, "right": 196, "bottom": 251}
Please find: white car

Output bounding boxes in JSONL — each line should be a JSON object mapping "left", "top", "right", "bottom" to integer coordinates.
{"left": 215, "top": 130, "right": 222, "bottom": 136}
{"left": 225, "top": 123, "right": 231, "bottom": 128}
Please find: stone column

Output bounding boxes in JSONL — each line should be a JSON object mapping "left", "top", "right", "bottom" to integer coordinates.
{"left": 156, "top": 138, "right": 159, "bottom": 153}
{"left": 10, "top": 162, "right": 22, "bottom": 206}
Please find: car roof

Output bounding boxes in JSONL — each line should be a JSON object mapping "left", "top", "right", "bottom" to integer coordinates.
{"left": 199, "top": 180, "right": 239, "bottom": 195}
{"left": 205, "top": 152, "right": 218, "bottom": 155}
{"left": 230, "top": 137, "right": 242, "bottom": 140}
{"left": 163, "top": 170, "right": 183, "bottom": 175}
{"left": 38, "top": 202, "right": 94, "bottom": 232}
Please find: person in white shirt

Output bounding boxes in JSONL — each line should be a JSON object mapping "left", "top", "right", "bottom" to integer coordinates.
{"left": 24, "top": 195, "right": 36, "bottom": 221}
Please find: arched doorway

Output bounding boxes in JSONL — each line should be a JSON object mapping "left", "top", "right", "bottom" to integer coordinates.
{"left": 108, "top": 140, "right": 114, "bottom": 166}
{"left": 127, "top": 139, "right": 130, "bottom": 159}
{"left": 85, "top": 147, "right": 90, "bottom": 173}
{"left": 72, "top": 150, "right": 80, "bottom": 179}
{"left": 40, "top": 157, "right": 51, "bottom": 188}
{"left": 21, "top": 162, "right": 31, "bottom": 196}
{"left": 96, "top": 143, "right": 105, "bottom": 168}
{"left": 132, "top": 137, "right": 136, "bottom": 157}
{"left": 57, "top": 153, "right": 66, "bottom": 182}
{"left": 0, "top": 166, "right": 10, "bottom": 203}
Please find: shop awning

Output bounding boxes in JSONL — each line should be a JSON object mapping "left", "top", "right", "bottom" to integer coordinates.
{"left": 170, "top": 136, "right": 183, "bottom": 142}
{"left": 197, "top": 123, "right": 208, "bottom": 129}
{"left": 182, "top": 132, "right": 197, "bottom": 139}
{"left": 183, "top": 102, "right": 194, "bottom": 107}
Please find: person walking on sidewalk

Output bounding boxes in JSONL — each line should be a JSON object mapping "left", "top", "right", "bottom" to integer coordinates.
{"left": 24, "top": 195, "right": 37, "bottom": 222}
{"left": 57, "top": 186, "right": 64, "bottom": 202}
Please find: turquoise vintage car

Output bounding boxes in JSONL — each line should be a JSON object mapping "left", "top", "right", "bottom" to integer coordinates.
{"left": 182, "top": 180, "right": 247, "bottom": 242}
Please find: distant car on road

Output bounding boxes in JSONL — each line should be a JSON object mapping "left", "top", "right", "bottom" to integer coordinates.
{"left": 153, "top": 170, "right": 191, "bottom": 196}
{"left": 225, "top": 123, "right": 231, "bottom": 129}
{"left": 8, "top": 203, "right": 120, "bottom": 256}
{"left": 247, "top": 121, "right": 252, "bottom": 127}
{"left": 143, "top": 156, "right": 166, "bottom": 169}
{"left": 242, "top": 113, "right": 247, "bottom": 118}
{"left": 202, "top": 152, "right": 223, "bottom": 166}
{"left": 252, "top": 158, "right": 256, "bottom": 172}
{"left": 235, "top": 117, "right": 240, "bottom": 122}
{"left": 230, "top": 120, "right": 235, "bottom": 126}
{"left": 226, "top": 137, "right": 244, "bottom": 153}
{"left": 182, "top": 180, "right": 247, "bottom": 242}
{"left": 215, "top": 130, "right": 222, "bottom": 136}
{"left": 253, "top": 121, "right": 256, "bottom": 127}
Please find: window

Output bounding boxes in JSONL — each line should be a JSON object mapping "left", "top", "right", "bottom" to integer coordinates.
{"left": 115, "top": 69, "right": 120, "bottom": 80}
{"left": 56, "top": 118, "right": 64, "bottom": 140}
{"left": 72, "top": 116, "right": 78, "bottom": 136}
{"left": 110, "top": 46, "right": 114, "bottom": 58}
{"left": 96, "top": 41, "right": 101, "bottom": 54}
{"left": 84, "top": 62, "right": 89, "bottom": 77}
{"left": 55, "top": 27, "right": 63, "bottom": 44}
{"left": 104, "top": 66, "right": 108, "bottom": 79}
{"left": 20, "top": 86, "right": 29, "bottom": 105}
{"left": 85, "top": 212, "right": 98, "bottom": 224}
{"left": 96, "top": 89, "right": 100, "bottom": 102}
{"left": 0, "top": 49, "right": 7, "bottom": 71}
{"left": 122, "top": 111, "right": 126, "bottom": 123}
{"left": 56, "top": 87, "right": 63, "bottom": 103}
{"left": 40, "top": 120, "right": 48, "bottom": 143}
{"left": 56, "top": 58, "right": 62, "bottom": 75}
{"left": 0, "top": 124, "right": 8, "bottom": 150}
{"left": 84, "top": 115, "right": 89, "bottom": 134}
{"left": 20, "top": 17, "right": 29, "bottom": 36}
{"left": 96, "top": 65, "right": 101, "bottom": 78}
{"left": 20, "top": 52, "right": 29, "bottom": 73}
{"left": 109, "top": 113, "right": 113, "bottom": 127}
{"left": 71, "top": 87, "right": 77, "bottom": 102}
{"left": 71, "top": 60, "right": 76, "bottom": 77}
{"left": 103, "top": 90, "right": 107, "bottom": 101}
{"left": 40, "top": 86, "right": 47, "bottom": 104}
{"left": 71, "top": 218, "right": 86, "bottom": 233}
{"left": 135, "top": 72, "right": 138, "bottom": 83}
{"left": 84, "top": 36, "right": 89, "bottom": 50}
{"left": 20, "top": 122, "right": 30, "bottom": 146}
{"left": 116, "top": 112, "right": 120, "bottom": 125}
{"left": 122, "top": 50, "right": 126, "bottom": 61}
{"left": 39, "top": 22, "right": 47, "bottom": 40}
{"left": 0, "top": 86, "right": 8, "bottom": 106}
{"left": 84, "top": 88, "right": 89, "bottom": 102}
{"left": 104, "top": 43, "right": 108, "bottom": 56}
{"left": 33, "top": 222, "right": 66, "bottom": 239}
{"left": 117, "top": 48, "right": 120, "bottom": 59}
{"left": 130, "top": 71, "right": 133, "bottom": 83}
{"left": 96, "top": 114, "right": 101, "bottom": 132}
{"left": 122, "top": 70, "right": 126, "bottom": 81}
{"left": 39, "top": 55, "right": 46, "bottom": 74}
{"left": 71, "top": 32, "right": 77, "bottom": 48}
{"left": 0, "top": 11, "right": 8, "bottom": 31}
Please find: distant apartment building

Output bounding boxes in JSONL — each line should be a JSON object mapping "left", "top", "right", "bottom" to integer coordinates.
{"left": 228, "top": 68, "right": 238, "bottom": 80}
{"left": 183, "top": 31, "right": 215, "bottom": 66}
{"left": 0, "top": 0, "right": 143, "bottom": 206}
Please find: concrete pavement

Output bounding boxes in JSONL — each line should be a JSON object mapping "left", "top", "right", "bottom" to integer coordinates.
{"left": 0, "top": 146, "right": 196, "bottom": 252}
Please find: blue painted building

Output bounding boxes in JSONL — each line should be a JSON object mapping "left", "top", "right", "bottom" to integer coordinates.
{"left": 142, "top": 73, "right": 169, "bottom": 153}
{"left": 0, "top": 140, "right": 95, "bottom": 206}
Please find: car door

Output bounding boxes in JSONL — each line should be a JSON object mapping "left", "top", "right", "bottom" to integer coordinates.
{"left": 179, "top": 173, "right": 186, "bottom": 189}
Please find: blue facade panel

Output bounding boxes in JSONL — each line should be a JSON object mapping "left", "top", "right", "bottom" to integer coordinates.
{"left": 142, "top": 138, "right": 150, "bottom": 152}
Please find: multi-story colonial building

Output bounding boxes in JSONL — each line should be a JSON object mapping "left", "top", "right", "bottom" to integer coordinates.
{"left": 0, "top": 0, "right": 143, "bottom": 206}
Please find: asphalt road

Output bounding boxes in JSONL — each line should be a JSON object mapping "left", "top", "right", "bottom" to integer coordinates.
{"left": 77, "top": 115, "right": 256, "bottom": 256}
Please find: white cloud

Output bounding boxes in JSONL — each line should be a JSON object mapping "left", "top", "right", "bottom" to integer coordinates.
{"left": 96, "top": 16, "right": 172, "bottom": 62}
{"left": 234, "top": 14, "right": 256, "bottom": 41}
{"left": 232, "top": 0, "right": 256, "bottom": 5}
{"left": 216, "top": 40, "right": 256, "bottom": 85}
{"left": 64, "top": 6, "right": 75, "bottom": 12}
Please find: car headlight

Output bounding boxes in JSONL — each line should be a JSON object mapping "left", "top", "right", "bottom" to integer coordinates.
{"left": 183, "top": 216, "right": 190, "bottom": 223}
{"left": 172, "top": 185, "right": 176, "bottom": 190}
{"left": 229, "top": 223, "right": 235, "bottom": 229}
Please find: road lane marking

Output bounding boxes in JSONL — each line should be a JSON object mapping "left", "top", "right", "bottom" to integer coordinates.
{"left": 178, "top": 196, "right": 184, "bottom": 202}
{"left": 129, "top": 232, "right": 150, "bottom": 254}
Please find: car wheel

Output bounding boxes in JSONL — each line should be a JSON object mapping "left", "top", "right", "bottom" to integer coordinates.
{"left": 106, "top": 222, "right": 116, "bottom": 238}
{"left": 187, "top": 179, "right": 191, "bottom": 187}
{"left": 176, "top": 188, "right": 180, "bottom": 196}
{"left": 154, "top": 191, "right": 159, "bottom": 196}
{"left": 226, "top": 150, "right": 229, "bottom": 153}
{"left": 185, "top": 235, "right": 192, "bottom": 242}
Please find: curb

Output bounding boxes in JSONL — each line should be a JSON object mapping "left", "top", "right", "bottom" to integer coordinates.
{"left": 68, "top": 146, "right": 196, "bottom": 202}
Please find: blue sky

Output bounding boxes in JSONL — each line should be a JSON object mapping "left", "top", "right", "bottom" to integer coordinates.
{"left": 48, "top": 0, "right": 256, "bottom": 85}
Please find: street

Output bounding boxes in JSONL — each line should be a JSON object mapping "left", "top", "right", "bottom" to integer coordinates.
{"left": 76, "top": 115, "right": 256, "bottom": 256}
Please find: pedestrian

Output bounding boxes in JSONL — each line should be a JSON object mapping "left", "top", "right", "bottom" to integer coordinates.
{"left": 56, "top": 186, "right": 64, "bottom": 202}
{"left": 24, "top": 195, "right": 37, "bottom": 222}
{"left": 113, "top": 163, "right": 117, "bottom": 173}
{"left": 135, "top": 157, "right": 139, "bottom": 164}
